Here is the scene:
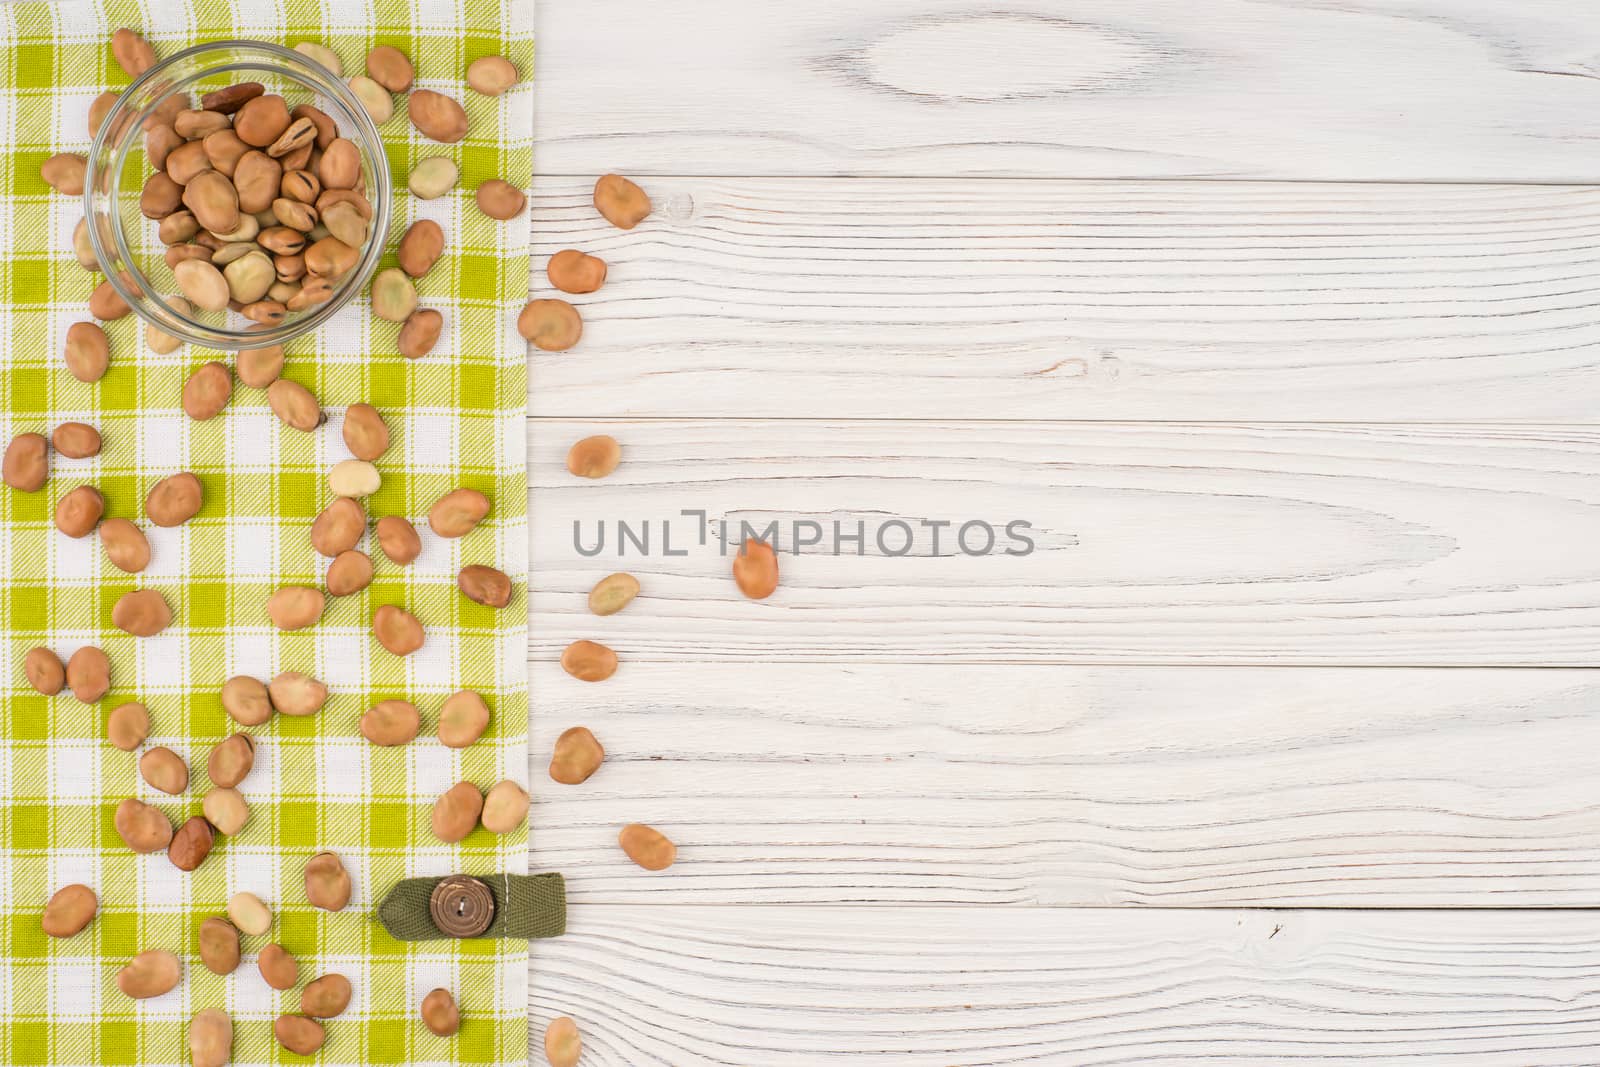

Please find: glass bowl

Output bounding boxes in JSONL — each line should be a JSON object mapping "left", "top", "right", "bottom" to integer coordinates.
{"left": 84, "top": 40, "right": 391, "bottom": 350}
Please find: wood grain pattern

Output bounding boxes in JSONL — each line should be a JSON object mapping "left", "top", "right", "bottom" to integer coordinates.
{"left": 529, "top": 178, "right": 1600, "bottom": 420}
{"left": 527, "top": 662, "right": 1600, "bottom": 907}
{"left": 530, "top": 906, "right": 1600, "bottom": 1064}
{"left": 534, "top": 0, "right": 1600, "bottom": 181}
{"left": 527, "top": 419, "right": 1600, "bottom": 665}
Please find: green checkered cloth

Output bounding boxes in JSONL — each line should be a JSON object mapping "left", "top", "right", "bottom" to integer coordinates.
{"left": 0, "top": 1, "right": 533, "bottom": 1064}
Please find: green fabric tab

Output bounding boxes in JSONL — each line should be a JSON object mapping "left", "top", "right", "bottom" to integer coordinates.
{"left": 378, "top": 872, "right": 567, "bottom": 941}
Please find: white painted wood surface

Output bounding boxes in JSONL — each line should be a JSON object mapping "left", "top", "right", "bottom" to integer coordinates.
{"left": 534, "top": 0, "right": 1600, "bottom": 181}
{"left": 529, "top": 178, "right": 1600, "bottom": 421}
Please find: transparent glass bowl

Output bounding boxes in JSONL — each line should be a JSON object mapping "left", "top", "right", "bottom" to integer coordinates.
{"left": 84, "top": 40, "right": 391, "bottom": 350}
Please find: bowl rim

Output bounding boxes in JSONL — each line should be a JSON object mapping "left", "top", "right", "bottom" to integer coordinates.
{"left": 83, "top": 38, "right": 392, "bottom": 350}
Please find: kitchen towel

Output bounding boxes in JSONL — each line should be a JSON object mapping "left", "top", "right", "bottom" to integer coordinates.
{"left": 0, "top": 0, "right": 534, "bottom": 1063}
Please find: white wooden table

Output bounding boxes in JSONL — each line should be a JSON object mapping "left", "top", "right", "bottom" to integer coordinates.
{"left": 525, "top": 2, "right": 1600, "bottom": 1061}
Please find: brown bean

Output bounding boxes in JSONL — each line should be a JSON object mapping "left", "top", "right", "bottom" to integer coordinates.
{"left": 301, "top": 973, "right": 353, "bottom": 1019}
{"left": 207, "top": 733, "right": 255, "bottom": 788}
{"left": 4, "top": 433, "right": 46, "bottom": 491}
{"left": 241, "top": 299, "right": 286, "bottom": 324}
{"left": 398, "top": 308, "right": 442, "bottom": 358}
{"left": 146, "top": 471, "right": 202, "bottom": 526}
{"left": 274, "top": 252, "right": 307, "bottom": 281}
{"left": 111, "top": 28, "right": 157, "bottom": 78}
{"left": 117, "top": 949, "right": 181, "bottom": 1000}
{"left": 371, "top": 268, "right": 417, "bottom": 322}
{"left": 561, "top": 639, "right": 618, "bottom": 682}
{"left": 139, "top": 746, "right": 188, "bottom": 794}
{"left": 89, "top": 280, "right": 132, "bottom": 321}
{"left": 475, "top": 179, "right": 526, "bottom": 220}
{"left": 227, "top": 891, "right": 272, "bottom": 935}
{"left": 173, "top": 108, "right": 229, "bottom": 139}
{"left": 594, "top": 173, "right": 652, "bottom": 229}
{"left": 189, "top": 1008, "right": 233, "bottom": 1067}
{"left": 181, "top": 361, "right": 232, "bottom": 420}
{"left": 202, "top": 787, "right": 249, "bottom": 835}
{"left": 201, "top": 81, "right": 263, "bottom": 114}
{"left": 168, "top": 816, "right": 215, "bottom": 871}
{"left": 66, "top": 646, "right": 110, "bottom": 702}
{"left": 42, "top": 883, "right": 97, "bottom": 939}
{"left": 408, "top": 90, "right": 468, "bottom": 143}
{"left": 376, "top": 515, "right": 422, "bottom": 565}
{"left": 232, "top": 150, "right": 281, "bottom": 214}
{"left": 114, "top": 797, "right": 172, "bottom": 853}
{"left": 322, "top": 200, "right": 368, "bottom": 248}
{"left": 311, "top": 497, "right": 365, "bottom": 556}
{"left": 40, "top": 153, "right": 87, "bottom": 195}
{"left": 198, "top": 917, "right": 241, "bottom": 974}
{"left": 398, "top": 219, "right": 444, "bottom": 277}
{"left": 237, "top": 342, "right": 286, "bottom": 388}
{"left": 164, "top": 140, "right": 212, "bottom": 185}
{"left": 467, "top": 55, "right": 520, "bottom": 96}
{"left": 481, "top": 780, "right": 529, "bottom": 833}
{"left": 234, "top": 94, "right": 290, "bottom": 147}
{"left": 269, "top": 671, "right": 328, "bottom": 716}
{"left": 373, "top": 604, "right": 424, "bottom": 656}
{"left": 544, "top": 1017, "right": 583, "bottom": 1067}
{"left": 549, "top": 726, "right": 605, "bottom": 784}
{"left": 89, "top": 91, "right": 119, "bottom": 138}
{"left": 113, "top": 589, "right": 171, "bottom": 637}
{"left": 157, "top": 209, "right": 197, "bottom": 245}
{"left": 291, "top": 103, "right": 337, "bottom": 149}
{"left": 275, "top": 1016, "right": 325, "bottom": 1056}
{"left": 407, "top": 155, "right": 458, "bottom": 199}
{"left": 286, "top": 275, "right": 335, "bottom": 310}
{"left": 165, "top": 242, "right": 212, "bottom": 269}
{"left": 267, "top": 117, "right": 317, "bottom": 159}
{"left": 72, "top": 217, "right": 97, "bottom": 269}
{"left": 588, "top": 572, "right": 639, "bottom": 616}
{"left": 431, "top": 782, "right": 482, "bottom": 842}
{"left": 64, "top": 321, "right": 110, "bottom": 382}
{"left": 279, "top": 140, "right": 314, "bottom": 172}
{"left": 281, "top": 168, "right": 321, "bottom": 204}
{"left": 107, "top": 701, "right": 150, "bottom": 750}
{"left": 181, "top": 170, "right": 240, "bottom": 235}
{"left": 363, "top": 44, "right": 414, "bottom": 91}
{"left": 304, "top": 235, "right": 356, "bottom": 276}
{"left": 341, "top": 403, "right": 389, "bottom": 461}
{"left": 100, "top": 518, "right": 150, "bottom": 573}
{"left": 266, "top": 379, "right": 323, "bottom": 432}
{"left": 422, "top": 988, "right": 461, "bottom": 1036}
{"left": 273, "top": 196, "right": 317, "bottom": 232}
{"left": 566, "top": 434, "right": 621, "bottom": 478}
{"left": 174, "top": 258, "right": 229, "bottom": 312}
{"left": 428, "top": 487, "right": 491, "bottom": 538}
{"left": 360, "top": 699, "right": 420, "bottom": 747}
{"left": 304, "top": 851, "right": 351, "bottom": 911}
{"left": 318, "top": 138, "right": 361, "bottom": 190}
{"left": 458, "top": 565, "right": 512, "bottom": 608}
{"left": 326, "top": 550, "right": 373, "bottom": 596}
{"left": 145, "top": 122, "right": 183, "bottom": 172}
{"left": 24, "top": 647, "right": 65, "bottom": 696}
{"left": 734, "top": 537, "right": 779, "bottom": 599}
{"left": 547, "top": 249, "right": 607, "bottom": 294}
{"left": 220, "top": 675, "right": 272, "bottom": 726}
{"left": 259, "top": 943, "right": 298, "bottom": 990}
{"left": 316, "top": 188, "right": 374, "bottom": 220}
{"left": 267, "top": 586, "right": 324, "bottom": 630}
{"left": 201, "top": 128, "right": 249, "bottom": 176}
{"left": 437, "top": 690, "right": 491, "bottom": 748}
{"left": 55, "top": 484, "right": 105, "bottom": 538}
{"left": 517, "top": 298, "right": 582, "bottom": 351}
{"left": 618, "top": 822, "right": 677, "bottom": 870}
{"left": 52, "top": 422, "right": 102, "bottom": 458}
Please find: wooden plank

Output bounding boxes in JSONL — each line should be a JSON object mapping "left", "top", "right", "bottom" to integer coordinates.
{"left": 529, "top": 905, "right": 1600, "bottom": 1064}
{"left": 528, "top": 662, "right": 1600, "bottom": 907}
{"left": 529, "top": 177, "right": 1600, "bottom": 421}
{"left": 526, "top": 419, "right": 1600, "bottom": 666}
{"left": 534, "top": 0, "right": 1600, "bottom": 181}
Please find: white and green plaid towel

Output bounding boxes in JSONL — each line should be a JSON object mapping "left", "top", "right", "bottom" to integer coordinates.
{"left": 0, "top": 1, "right": 534, "bottom": 1063}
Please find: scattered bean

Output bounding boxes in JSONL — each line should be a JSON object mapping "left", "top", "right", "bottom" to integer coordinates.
{"left": 221, "top": 675, "right": 272, "bottom": 726}
{"left": 301, "top": 973, "right": 353, "bottom": 1018}
{"left": 206, "top": 732, "right": 255, "bottom": 788}
{"left": 550, "top": 726, "right": 604, "bottom": 784}
{"left": 169, "top": 816, "right": 215, "bottom": 871}
{"left": 481, "top": 780, "right": 529, "bottom": 833}
{"left": 475, "top": 179, "right": 525, "bottom": 220}
{"left": 234, "top": 94, "right": 290, "bottom": 147}
{"left": 275, "top": 1016, "right": 326, "bottom": 1056}
{"left": 328, "top": 458, "right": 380, "bottom": 499}
{"left": 547, "top": 249, "right": 607, "bottom": 294}
{"left": 371, "top": 267, "right": 417, "bottom": 322}
{"left": 227, "top": 891, "right": 271, "bottom": 935}
{"left": 347, "top": 76, "right": 393, "bottom": 124}
{"left": 360, "top": 699, "right": 420, "bottom": 746}
{"left": 201, "top": 81, "right": 263, "bottom": 114}
{"left": 594, "top": 173, "right": 651, "bottom": 229}
{"left": 42, "top": 884, "right": 97, "bottom": 938}
{"left": 189, "top": 1008, "right": 233, "bottom": 1067}
{"left": 342, "top": 402, "right": 389, "bottom": 460}
{"left": 566, "top": 435, "right": 620, "bottom": 478}
{"left": 116, "top": 949, "right": 181, "bottom": 1000}
{"left": 203, "top": 787, "right": 249, "bottom": 835}
{"left": 66, "top": 646, "right": 111, "bottom": 702}
{"left": 408, "top": 89, "right": 468, "bottom": 143}
{"left": 89, "top": 280, "right": 132, "bottom": 321}
{"left": 55, "top": 485, "right": 105, "bottom": 538}
{"left": 73, "top": 217, "right": 98, "bottom": 269}
{"left": 4, "top": 434, "right": 47, "bottom": 491}
{"left": 139, "top": 746, "right": 189, "bottom": 794}
{"left": 259, "top": 942, "right": 298, "bottom": 989}
{"left": 89, "top": 92, "right": 118, "bottom": 138}
{"left": 107, "top": 701, "right": 150, "bottom": 750}
{"left": 24, "top": 647, "right": 65, "bottom": 696}
{"left": 366, "top": 45, "right": 414, "bottom": 91}
{"left": 734, "top": 537, "right": 779, "bottom": 599}
{"left": 145, "top": 471, "right": 203, "bottom": 526}
{"left": 398, "top": 219, "right": 444, "bottom": 277}
{"left": 52, "top": 422, "right": 102, "bottom": 459}
{"left": 181, "top": 361, "right": 232, "bottom": 420}
{"left": 407, "top": 156, "right": 458, "bottom": 199}
{"left": 428, "top": 487, "right": 491, "bottom": 538}
{"left": 431, "top": 782, "right": 482, "bottom": 842}
{"left": 458, "top": 564, "right": 512, "bottom": 608}
{"left": 113, "top": 589, "right": 172, "bottom": 637}
{"left": 114, "top": 797, "right": 173, "bottom": 853}
{"left": 437, "top": 690, "right": 490, "bottom": 749}
{"left": 294, "top": 43, "right": 343, "bottom": 76}
{"left": 266, "top": 378, "right": 324, "bottom": 431}
{"left": 544, "top": 1017, "right": 583, "bottom": 1067}
{"left": 304, "top": 851, "right": 351, "bottom": 911}
{"left": 174, "top": 258, "right": 229, "bottom": 311}
{"left": 269, "top": 670, "right": 328, "bottom": 716}
{"left": 64, "top": 322, "right": 110, "bottom": 382}
{"left": 111, "top": 28, "right": 157, "bottom": 78}
{"left": 267, "top": 585, "right": 324, "bottom": 630}
{"left": 198, "top": 916, "right": 241, "bottom": 974}
{"left": 561, "top": 640, "right": 618, "bottom": 683}
{"left": 326, "top": 549, "right": 374, "bottom": 595}
{"left": 237, "top": 342, "right": 286, "bottom": 387}
{"left": 619, "top": 822, "right": 677, "bottom": 870}
{"left": 373, "top": 604, "right": 424, "bottom": 656}
{"left": 376, "top": 518, "right": 422, "bottom": 566}
{"left": 398, "top": 308, "right": 442, "bottom": 358}
{"left": 588, "top": 572, "right": 639, "bottom": 617}
{"left": 310, "top": 497, "right": 365, "bottom": 557}
{"left": 40, "top": 153, "right": 87, "bottom": 195}
{"left": 467, "top": 55, "right": 520, "bottom": 96}
{"left": 100, "top": 518, "right": 151, "bottom": 573}
{"left": 517, "top": 298, "right": 582, "bottom": 351}
{"left": 421, "top": 988, "right": 461, "bottom": 1037}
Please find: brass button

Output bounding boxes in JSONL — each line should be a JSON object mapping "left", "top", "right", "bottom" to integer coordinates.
{"left": 429, "top": 875, "right": 495, "bottom": 937}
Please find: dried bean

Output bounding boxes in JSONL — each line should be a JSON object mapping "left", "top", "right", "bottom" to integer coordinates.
{"left": 42, "top": 884, "right": 97, "bottom": 939}
{"left": 481, "top": 780, "right": 529, "bottom": 833}
{"left": 107, "top": 701, "right": 150, "bottom": 750}
{"left": 145, "top": 123, "right": 183, "bottom": 171}
{"left": 467, "top": 55, "right": 520, "bottom": 96}
{"left": 341, "top": 403, "right": 389, "bottom": 460}
{"left": 100, "top": 518, "right": 150, "bottom": 573}
{"left": 203, "top": 787, "right": 249, "bottom": 835}
{"left": 139, "top": 746, "right": 188, "bottom": 794}
{"left": 371, "top": 268, "right": 417, "bottom": 322}
{"left": 89, "top": 279, "right": 132, "bottom": 321}
{"left": 268, "top": 671, "right": 328, "bottom": 716}
{"left": 64, "top": 321, "right": 110, "bottom": 382}
{"left": 168, "top": 816, "right": 215, "bottom": 871}
{"left": 267, "top": 585, "right": 324, "bottom": 630}
{"left": 267, "top": 116, "right": 316, "bottom": 159}
{"left": 234, "top": 94, "right": 290, "bottom": 147}
{"left": 111, "top": 28, "right": 156, "bottom": 78}
{"left": 227, "top": 891, "right": 271, "bottom": 935}
{"left": 113, "top": 589, "right": 171, "bottom": 637}
{"left": 174, "top": 258, "right": 229, "bottom": 311}
{"left": 430, "top": 782, "right": 482, "bottom": 843}
{"left": 141, "top": 170, "right": 184, "bottom": 220}
{"left": 437, "top": 690, "right": 490, "bottom": 749}
{"left": 286, "top": 275, "right": 335, "bottom": 310}
{"left": 55, "top": 484, "right": 105, "bottom": 537}
{"left": 618, "top": 822, "right": 677, "bottom": 870}
{"left": 281, "top": 168, "right": 321, "bottom": 204}
{"left": 566, "top": 434, "right": 620, "bottom": 478}
{"left": 114, "top": 798, "right": 172, "bottom": 853}
{"left": 544, "top": 1017, "right": 583, "bottom": 1067}
{"left": 398, "top": 308, "right": 441, "bottom": 358}
{"left": 198, "top": 916, "right": 241, "bottom": 974}
{"left": 408, "top": 90, "right": 468, "bottom": 143}
{"left": 311, "top": 497, "right": 365, "bottom": 556}
{"left": 72, "top": 217, "right": 98, "bottom": 269}
{"left": 116, "top": 949, "right": 181, "bottom": 1000}
{"left": 547, "top": 249, "right": 607, "bottom": 294}
{"left": 291, "top": 103, "right": 337, "bottom": 148}
{"left": 174, "top": 108, "right": 229, "bottom": 139}
{"left": 88, "top": 91, "right": 118, "bottom": 138}
{"left": 594, "top": 173, "right": 652, "bottom": 229}
{"left": 422, "top": 989, "right": 461, "bottom": 1036}
{"left": 236, "top": 343, "right": 285, "bottom": 388}
{"left": 321, "top": 202, "right": 366, "bottom": 249}
{"left": 40, "top": 153, "right": 87, "bottom": 195}
{"left": 66, "top": 646, "right": 111, "bottom": 702}
{"left": 328, "top": 458, "right": 380, "bottom": 498}
{"left": 146, "top": 471, "right": 202, "bottom": 526}
{"left": 347, "top": 75, "right": 393, "bottom": 123}
{"left": 360, "top": 699, "right": 419, "bottom": 746}
{"left": 304, "top": 851, "right": 351, "bottom": 911}
{"left": 201, "top": 82, "right": 263, "bottom": 114}
{"left": 273, "top": 196, "right": 318, "bottom": 232}
{"left": 232, "top": 150, "right": 281, "bottom": 213}
{"left": 560, "top": 639, "right": 617, "bottom": 682}
{"left": 4, "top": 433, "right": 46, "bottom": 491}
{"left": 266, "top": 379, "right": 323, "bottom": 431}
{"left": 259, "top": 943, "right": 298, "bottom": 989}
{"left": 366, "top": 45, "right": 414, "bottom": 91}
{"left": 202, "top": 128, "right": 249, "bottom": 175}
{"left": 275, "top": 1015, "right": 325, "bottom": 1055}
{"left": 376, "top": 516, "right": 421, "bottom": 565}
{"left": 206, "top": 733, "right": 255, "bottom": 788}
{"left": 458, "top": 564, "right": 511, "bottom": 608}
{"left": 301, "top": 973, "right": 352, "bottom": 1018}
{"left": 733, "top": 537, "right": 779, "bottom": 599}
{"left": 588, "top": 572, "right": 639, "bottom": 616}
{"left": 398, "top": 219, "right": 444, "bottom": 277}
{"left": 475, "top": 179, "right": 525, "bottom": 220}
{"left": 406, "top": 156, "right": 457, "bottom": 199}
{"left": 549, "top": 726, "right": 604, "bottom": 784}
{"left": 165, "top": 140, "right": 212, "bottom": 184}
{"left": 304, "top": 235, "right": 356, "bottom": 276}
{"left": 318, "top": 138, "right": 361, "bottom": 189}
{"left": 145, "top": 296, "right": 189, "bottom": 353}
{"left": 326, "top": 549, "right": 373, "bottom": 595}
{"left": 189, "top": 1008, "right": 232, "bottom": 1067}
{"left": 428, "top": 487, "right": 491, "bottom": 538}
{"left": 293, "top": 43, "right": 343, "bottom": 76}
{"left": 517, "top": 298, "right": 582, "bottom": 351}
{"left": 181, "top": 170, "right": 239, "bottom": 234}
{"left": 373, "top": 604, "right": 424, "bottom": 656}
{"left": 182, "top": 361, "right": 232, "bottom": 420}
{"left": 24, "top": 647, "right": 65, "bottom": 696}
